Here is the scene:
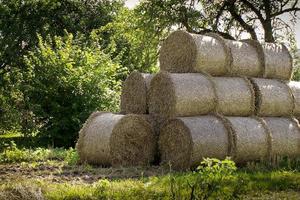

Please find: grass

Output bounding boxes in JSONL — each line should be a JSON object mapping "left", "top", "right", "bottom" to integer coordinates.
{"left": 0, "top": 142, "right": 78, "bottom": 165}
{"left": 2, "top": 168, "right": 300, "bottom": 199}
{"left": 2, "top": 146, "right": 300, "bottom": 199}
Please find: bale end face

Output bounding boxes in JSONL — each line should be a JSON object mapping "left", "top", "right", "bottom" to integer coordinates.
{"left": 263, "top": 43, "right": 293, "bottom": 80}
{"left": 159, "top": 30, "right": 196, "bottom": 72}
{"left": 120, "top": 71, "right": 148, "bottom": 114}
{"left": 76, "top": 112, "right": 123, "bottom": 166}
{"left": 149, "top": 72, "right": 176, "bottom": 119}
{"left": 250, "top": 78, "right": 294, "bottom": 117}
{"left": 159, "top": 119, "right": 192, "bottom": 170}
{"left": 110, "top": 114, "right": 156, "bottom": 167}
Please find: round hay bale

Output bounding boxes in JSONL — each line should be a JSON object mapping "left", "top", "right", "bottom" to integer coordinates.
{"left": 226, "top": 117, "right": 270, "bottom": 163}
{"left": 159, "top": 30, "right": 230, "bottom": 75}
{"left": 159, "top": 115, "right": 230, "bottom": 170}
{"left": 120, "top": 71, "right": 154, "bottom": 114}
{"left": 226, "top": 39, "right": 264, "bottom": 77}
{"left": 250, "top": 78, "right": 294, "bottom": 116}
{"left": 110, "top": 114, "right": 156, "bottom": 167}
{"left": 76, "top": 112, "right": 122, "bottom": 166}
{"left": 149, "top": 72, "right": 216, "bottom": 119}
{"left": 288, "top": 81, "right": 300, "bottom": 116}
{"left": 262, "top": 43, "right": 293, "bottom": 80}
{"left": 76, "top": 112, "right": 156, "bottom": 167}
{"left": 213, "top": 77, "right": 255, "bottom": 116}
{"left": 263, "top": 117, "right": 300, "bottom": 158}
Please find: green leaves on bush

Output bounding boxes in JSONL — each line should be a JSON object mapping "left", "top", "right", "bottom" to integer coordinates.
{"left": 22, "top": 32, "right": 121, "bottom": 146}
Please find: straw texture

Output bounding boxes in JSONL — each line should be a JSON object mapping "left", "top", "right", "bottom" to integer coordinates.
{"left": 76, "top": 112, "right": 156, "bottom": 166}
{"left": 225, "top": 39, "right": 264, "bottom": 77}
{"left": 76, "top": 112, "right": 123, "bottom": 166}
{"left": 149, "top": 72, "right": 216, "bottom": 119}
{"left": 110, "top": 114, "right": 156, "bottom": 167}
{"left": 288, "top": 81, "right": 300, "bottom": 116}
{"left": 159, "top": 30, "right": 230, "bottom": 75}
{"left": 159, "top": 115, "right": 229, "bottom": 170}
{"left": 264, "top": 117, "right": 300, "bottom": 158}
{"left": 121, "top": 71, "right": 154, "bottom": 114}
{"left": 262, "top": 43, "right": 293, "bottom": 80}
{"left": 250, "top": 78, "right": 294, "bottom": 116}
{"left": 213, "top": 77, "right": 255, "bottom": 116}
{"left": 226, "top": 117, "right": 269, "bottom": 163}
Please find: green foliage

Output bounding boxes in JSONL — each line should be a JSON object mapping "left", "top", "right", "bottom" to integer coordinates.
{"left": 21, "top": 32, "right": 121, "bottom": 146}
{"left": 0, "top": 0, "right": 123, "bottom": 71}
{"left": 0, "top": 0, "right": 124, "bottom": 139}
{"left": 293, "top": 50, "right": 300, "bottom": 81}
{"left": 96, "top": 7, "right": 164, "bottom": 75}
{"left": 167, "top": 158, "right": 243, "bottom": 199}
{"left": 0, "top": 144, "right": 78, "bottom": 164}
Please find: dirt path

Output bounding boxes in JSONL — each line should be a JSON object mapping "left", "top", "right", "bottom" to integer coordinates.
{"left": 0, "top": 162, "right": 168, "bottom": 183}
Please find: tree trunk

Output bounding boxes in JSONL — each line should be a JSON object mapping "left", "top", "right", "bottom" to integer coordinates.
{"left": 263, "top": 20, "right": 275, "bottom": 42}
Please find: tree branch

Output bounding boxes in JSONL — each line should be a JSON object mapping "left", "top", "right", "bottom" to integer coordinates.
{"left": 270, "top": 8, "right": 300, "bottom": 17}
{"left": 213, "top": 2, "right": 227, "bottom": 30}
{"left": 239, "top": 0, "right": 265, "bottom": 23}
{"left": 226, "top": 1, "right": 258, "bottom": 40}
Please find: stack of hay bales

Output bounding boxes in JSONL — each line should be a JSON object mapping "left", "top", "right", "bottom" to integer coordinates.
{"left": 76, "top": 29, "right": 300, "bottom": 170}
{"left": 157, "top": 30, "right": 300, "bottom": 170}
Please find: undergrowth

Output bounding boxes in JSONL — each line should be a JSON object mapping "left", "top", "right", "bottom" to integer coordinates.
{"left": 0, "top": 142, "right": 78, "bottom": 165}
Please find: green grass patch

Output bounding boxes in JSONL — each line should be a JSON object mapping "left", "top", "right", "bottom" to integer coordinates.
{"left": 2, "top": 147, "right": 300, "bottom": 199}
{"left": 0, "top": 144, "right": 78, "bottom": 165}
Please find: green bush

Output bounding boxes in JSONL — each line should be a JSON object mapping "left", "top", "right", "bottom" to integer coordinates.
{"left": 22, "top": 32, "right": 121, "bottom": 146}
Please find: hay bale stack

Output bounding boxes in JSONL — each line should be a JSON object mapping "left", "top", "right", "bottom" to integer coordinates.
{"left": 250, "top": 78, "right": 294, "bottom": 116}
{"left": 149, "top": 72, "right": 216, "bottom": 119}
{"left": 226, "top": 117, "right": 270, "bottom": 163}
{"left": 213, "top": 77, "right": 255, "bottom": 116}
{"left": 120, "top": 72, "right": 154, "bottom": 114}
{"left": 159, "top": 30, "right": 230, "bottom": 75}
{"left": 76, "top": 112, "right": 156, "bottom": 167}
{"left": 225, "top": 39, "right": 264, "bottom": 77}
{"left": 288, "top": 81, "right": 300, "bottom": 116}
{"left": 264, "top": 117, "right": 300, "bottom": 158}
{"left": 262, "top": 43, "right": 293, "bottom": 80}
{"left": 159, "top": 115, "right": 230, "bottom": 170}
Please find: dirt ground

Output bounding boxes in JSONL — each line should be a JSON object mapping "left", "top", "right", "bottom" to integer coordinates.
{"left": 0, "top": 162, "right": 168, "bottom": 183}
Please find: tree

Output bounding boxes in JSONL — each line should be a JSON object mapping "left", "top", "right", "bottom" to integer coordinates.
{"left": 95, "top": 7, "right": 164, "bottom": 76}
{"left": 0, "top": 0, "right": 124, "bottom": 135}
{"left": 137, "top": 0, "right": 300, "bottom": 42}
{"left": 0, "top": 0, "right": 123, "bottom": 74}
{"left": 22, "top": 32, "right": 121, "bottom": 146}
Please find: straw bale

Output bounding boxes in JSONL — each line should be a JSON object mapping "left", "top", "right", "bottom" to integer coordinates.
{"left": 262, "top": 43, "right": 293, "bottom": 80}
{"left": 225, "top": 39, "right": 264, "bottom": 77}
{"left": 120, "top": 71, "right": 154, "bottom": 114}
{"left": 250, "top": 78, "right": 294, "bottom": 116}
{"left": 226, "top": 117, "right": 270, "bottom": 163}
{"left": 159, "top": 30, "right": 230, "bottom": 75}
{"left": 263, "top": 117, "right": 300, "bottom": 158}
{"left": 76, "top": 112, "right": 123, "bottom": 166}
{"left": 159, "top": 115, "right": 230, "bottom": 170}
{"left": 76, "top": 112, "right": 156, "bottom": 166}
{"left": 149, "top": 72, "right": 216, "bottom": 119}
{"left": 213, "top": 77, "right": 255, "bottom": 116}
{"left": 110, "top": 114, "right": 156, "bottom": 167}
{"left": 288, "top": 81, "right": 300, "bottom": 116}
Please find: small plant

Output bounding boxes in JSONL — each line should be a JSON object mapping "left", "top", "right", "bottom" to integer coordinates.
{"left": 64, "top": 148, "right": 79, "bottom": 166}
{"left": 168, "top": 158, "right": 244, "bottom": 199}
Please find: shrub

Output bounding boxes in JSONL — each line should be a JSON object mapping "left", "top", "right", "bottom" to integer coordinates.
{"left": 23, "top": 33, "right": 122, "bottom": 146}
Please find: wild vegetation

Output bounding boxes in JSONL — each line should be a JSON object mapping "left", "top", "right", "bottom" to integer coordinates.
{"left": 1, "top": 0, "right": 300, "bottom": 199}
